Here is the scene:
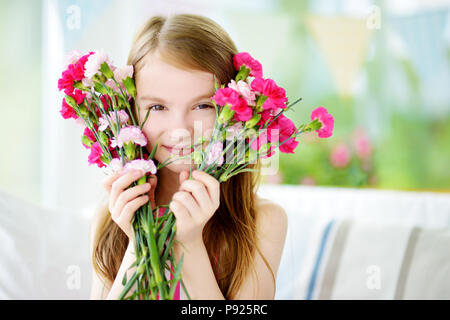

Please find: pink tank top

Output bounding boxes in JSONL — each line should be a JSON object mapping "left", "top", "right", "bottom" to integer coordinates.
{"left": 154, "top": 207, "right": 219, "bottom": 300}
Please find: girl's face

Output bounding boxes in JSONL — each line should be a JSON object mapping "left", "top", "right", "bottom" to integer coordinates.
{"left": 135, "top": 50, "right": 217, "bottom": 173}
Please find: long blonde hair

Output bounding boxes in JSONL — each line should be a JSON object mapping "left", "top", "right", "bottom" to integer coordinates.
{"left": 91, "top": 13, "right": 275, "bottom": 299}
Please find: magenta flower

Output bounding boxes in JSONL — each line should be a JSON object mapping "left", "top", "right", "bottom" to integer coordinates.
{"left": 60, "top": 98, "right": 78, "bottom": 120}
{"left": 251, "top": 78, "right": 288, "bottom": 112}
{"left": 58, "top": 69, "right": 74, "bottom": 95}
{"left": 88, "top": 142, "right": 106, "bottom": 168}
{"left": 267, "top": 114, "right": 299, "bottom": 154}
{"left": 233, "top": 52, "right": 263, "bottom": 78}
{"left": 111, "top": 126, "right": 147, "bottom": 148}
{"left": 231, "top": 98, "right": 253, "bottom": 122}
{"left": 82, "top": 126, "right": 97, "bottom": 148}
{"left": 58, "top": 51, "right": 94, "bottom": 94}
{"left": 69, "top": 89, "right": 86, "bottom": 104}
{"left": 310, "top": 107, "right": 334, "bottom": 138}
{"left": 212, "top": 87, "right": 240, "bottom": 107}
{"left": 213, "top": 87, "right": 253, "bottom": 121}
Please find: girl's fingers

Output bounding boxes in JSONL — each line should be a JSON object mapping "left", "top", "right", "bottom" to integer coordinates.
{"left": 192, "top": 170, "right": 220, "bottom": 203}
{"left": 109, "top": 170, "right": 143, "bottom": 210}
{"left": 179, "top": 170, "right": 189, "bottom": 185}
{"left": 179, "top": 180, "right": 211, "bottom": 214}
{"left": 169, "top": 199, "right": 191, "bottom": 222}
{"left": 103, "top": 171, "right": 123, "bottom": 194}
{"left": 172, "top": 191, "right": 202, "bottom": 223}
{"left": 119, "top": 194, "right": 149, "bottom": 234}
{"left": 113, "top": 183, "right": 151, "bottom": 220}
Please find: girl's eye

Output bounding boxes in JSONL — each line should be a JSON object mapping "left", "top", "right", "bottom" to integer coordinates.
{"left": 195, "top": 104, "right": 213, "bottom": 110}
{"left": 149, "top": 105, "right": 165, "bottom": 111}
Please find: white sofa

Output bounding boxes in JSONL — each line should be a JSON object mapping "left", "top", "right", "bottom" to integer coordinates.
{"left": 1, "top": 185, "right": 449, "bottom": 299}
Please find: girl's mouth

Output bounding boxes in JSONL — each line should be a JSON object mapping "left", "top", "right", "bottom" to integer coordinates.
{"left": 163, "top": 145, "right": 196, "bottom": 156}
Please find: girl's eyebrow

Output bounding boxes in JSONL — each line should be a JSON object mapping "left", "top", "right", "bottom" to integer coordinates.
{"left": 140, "top": 92, "right": 214, "bottom": 103}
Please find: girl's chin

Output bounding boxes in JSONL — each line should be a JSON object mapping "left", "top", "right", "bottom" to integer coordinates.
{"left": 160, "top": 157, "right": 198, "bottom": 172}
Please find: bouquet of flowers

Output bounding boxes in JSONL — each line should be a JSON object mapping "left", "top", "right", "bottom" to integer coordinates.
{"left": 58, "top": 49, "right": 186, "bottom": 300}
{"left": 57, "top": 49, "right": 334, "bottom": 300}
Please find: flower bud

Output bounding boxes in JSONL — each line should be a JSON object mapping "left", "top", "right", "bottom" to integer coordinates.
{"left": 191, "top": 150, "right": 203, "bottom": 165}
{"left": 64, "top": 95, "right": 77, "bottom": 108}
{"left": 93, "top": 81, "right": 109, "bottom": 95}
{"left": 100, "top": 154, "right": 109, "bottom": 165}
{"left": 255, "top": 95, "right": 267, "bottom": 112}
{"left": 99, "top": 131, "right": 109, "bottom": 147}
{"left": 219, "top": 172, "right": 229, "bottom": 182}
{"left": 122, "top": 76, "right": 136, "bottom": 99}
{"left": 124, "top": 142, "right": 136, "bottom": 160}
{"left": 137, "top": 263, "right": 145, "bottom": 275}
{"left": 217, "top": 104, "right": 235, "bottom": 124}
{"left": 235, "top": 65, "right": 250, "bottom": 82}
{"left": 100, "top": 62, "right": 114, "bottom": 79}
{"left": 304, "top": 119, "right": 323, "bottom": 132}
{"left": 81, "top": 135, "right": 93, "bottom": 148}
{"left": 245, "top": 113, "right": 261, "bottom": 129}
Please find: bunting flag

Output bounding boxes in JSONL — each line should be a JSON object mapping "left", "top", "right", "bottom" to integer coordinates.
{"left": 304, "top": 15, "right": 373, "bottom": 98}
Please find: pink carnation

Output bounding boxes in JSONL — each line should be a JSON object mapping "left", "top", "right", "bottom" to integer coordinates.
{"left": 225, "top": 122, "right": 244, "bottom": 141}
{"left": 206, "top": 142, "right": 224, "bottom": 166}
{"left": 65, "top": 50, "right": 83, "bottom": 66}
{"left": 111, "top": 126, "right": 147, "bottom": 148}
{"left": 113, "top": 65, "right": 133, "bottom": 83}
{"left": 84, "top": 49, "right": 115, "bottom": 79}
{"left": 98, "top": 110, "right": 130, "bottom": 131}
{"left": 251, "top": 78, "right": 288, "bottom": 112}
{"left": 310, "top": 106, "right": 334, "bottom": 138}
{"left": 233, "top": 52, "right": 263, "bottom": 78}
{"left": 123, "top": 159, "right": 157, "bottom": 175}
{"left": 88, "top": 142, "right": 106, "bottom": 168}
{"left": 228, "top": 80, "right": 256, "bottom": 106}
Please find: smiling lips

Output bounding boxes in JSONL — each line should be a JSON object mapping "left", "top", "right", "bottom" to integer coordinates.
{"left": 163, "top": 144, "right": 200, "bottom": 155}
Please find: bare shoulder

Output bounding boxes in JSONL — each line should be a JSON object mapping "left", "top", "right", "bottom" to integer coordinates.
{"left": 255, "top": 195, "right": 288, "bottom": 238}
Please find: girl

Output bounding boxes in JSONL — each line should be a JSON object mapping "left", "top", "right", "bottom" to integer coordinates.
{"left": 90, "top": 13, "right": 288, "bottom": 300}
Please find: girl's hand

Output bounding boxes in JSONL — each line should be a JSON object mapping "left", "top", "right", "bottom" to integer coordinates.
{"left": 169, "top": 170, "right": 220, "bottom": 245}
{"left": 103, "top": 169, "right": 158, "bottom": 242}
